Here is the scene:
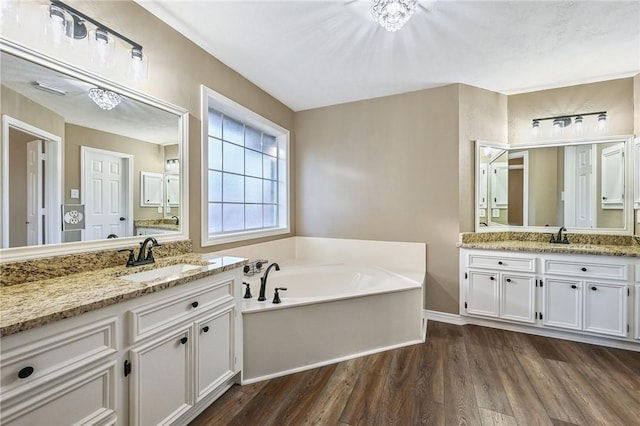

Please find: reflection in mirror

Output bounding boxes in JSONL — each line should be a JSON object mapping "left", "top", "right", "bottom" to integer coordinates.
{"left": 476, "top": 137, "right": 632, "bottom": 234}
{"left": 1, "top": 45, "right": 186, "bottom": 254}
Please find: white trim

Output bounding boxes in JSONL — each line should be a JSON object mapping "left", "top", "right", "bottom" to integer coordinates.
{"left": 200, "top": 85, "right": 291, "bottom": 247}
{"left": 240, "top": 338, "right": 424, "bottom": 385}
{"left": 508, "top": 150, "right": 529, "bottom": 226}
{"left": 0, "top": 39, "right": 190, "bottom": 263}
{"left": 423, "top": 309, "right": 639, "bottom": 352}
{"left": 2, "top": 115, "right": 62, "bottom": 249}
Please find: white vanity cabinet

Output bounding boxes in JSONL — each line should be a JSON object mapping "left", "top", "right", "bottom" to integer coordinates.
{"left": 542, "top": 255, "right": 629, "bottom": 337}
{"left": 127, "top": 275, "right": 240, "bottom": 426}
{"left": 0, "top": 266, "right": 243, "bottom": 426}
{"left": 0, "top": 314, "right": 119, "bottom": 426}
{"left": 462, "top": 251, "right": 536, "bottom": 324}
{"left": 461, "top": 248, "right": 638, "bottom": 346}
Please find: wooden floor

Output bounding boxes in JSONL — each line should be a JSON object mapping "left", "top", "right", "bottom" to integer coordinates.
{"left": 190, "top": 321, "right": 640, "bottom": 426}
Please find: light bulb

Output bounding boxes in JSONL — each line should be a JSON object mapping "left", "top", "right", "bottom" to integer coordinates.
{"left": 574, "top": 116, "right": 584, "bottom": 133}
{"left": 531, "top": 120, "right": 540, "bottom": 137}
{"left": 597, "top": 113, "right": 607, "bottom": 131}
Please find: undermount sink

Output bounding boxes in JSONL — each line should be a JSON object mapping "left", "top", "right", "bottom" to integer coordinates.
{"left": 121, "top": 263, "right": 202, "bottom": 283}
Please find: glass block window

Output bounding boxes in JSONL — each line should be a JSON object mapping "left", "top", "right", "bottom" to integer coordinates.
{"left": 202, "top": 87, "right": 289, "bottom": 245}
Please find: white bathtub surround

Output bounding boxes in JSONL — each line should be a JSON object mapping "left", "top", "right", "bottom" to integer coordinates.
{"left": 206, "top": 237, "right": 426, "bottom": 383}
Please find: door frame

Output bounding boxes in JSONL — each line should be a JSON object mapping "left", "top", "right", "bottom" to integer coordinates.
{"left": 81, "top": 146, "right": 134, "bottom": 240}
{"left": 508, "top": 150, "right": 529, "bottom": 227}
{"left": 1, "top": 115, "right": 62, "bottom": 248}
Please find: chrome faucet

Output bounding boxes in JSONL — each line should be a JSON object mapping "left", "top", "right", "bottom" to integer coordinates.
{"left": 258, "top": 262, "right": 280, "bottom": 301}
{"left": 550, "top": 227, "right": 569, "bottom": 244}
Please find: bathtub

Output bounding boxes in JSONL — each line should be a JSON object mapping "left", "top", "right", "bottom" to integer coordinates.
{"left": 241, "top": 260, "right": 424, "bottom": 383}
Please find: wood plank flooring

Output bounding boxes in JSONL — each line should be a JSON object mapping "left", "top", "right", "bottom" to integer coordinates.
{"left": 190, "top": 322, "right": 640, "bottom": 426}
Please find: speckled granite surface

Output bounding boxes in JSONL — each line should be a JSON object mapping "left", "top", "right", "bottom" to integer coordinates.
{"left": 0, "top": 254, "right": 247, "bottom": 336}
{"left": 1, "top": 240, "right": 192, "bottom": 287}
{"left": 459, "top": 232, "right": 640, "bottom": 257}
{"left": 134, "top": 219, "right": 180, "bottom": 231}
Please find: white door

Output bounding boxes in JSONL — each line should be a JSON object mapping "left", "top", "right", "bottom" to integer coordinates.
{"left": 543, "top": 277, "right": 582, "bottom": 330}
{"left": 466, "top": 271, "right": 500, "bottom": 318}
{"left": 501, "top": 274, "right": 535, "bottom": 323}
{"left": 26, "top": 140, "right": 43, "bottom": 246}
{"left": 565, "top": 144, "right": 595, "bottom": 228}
{"left": 83, "top": 148, "right": 131, "bottom": 240}
{"left": 583, "top": 281, "right": 627, "bottom": 337}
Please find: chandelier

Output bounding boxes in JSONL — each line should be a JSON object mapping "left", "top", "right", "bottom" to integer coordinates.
{"left": 371, "top": 0, "right": 418, "bottom": 32}
{"left": 88, "top": 88, "right": 122, "bottom": 110}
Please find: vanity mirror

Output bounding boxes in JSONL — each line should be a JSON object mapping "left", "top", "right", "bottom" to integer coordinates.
{"left": 0, "top": 40, "right": 189, "bottom": 261}
{"left": 476, "top": 136, "right": 634, "bottom": 234}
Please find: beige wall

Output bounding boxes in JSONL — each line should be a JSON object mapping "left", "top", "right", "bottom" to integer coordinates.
{"left": 508, "top": 78, "right": 634, "bottom": 145}
{"left": 295, "top": 85, "right": 462, "bottom": 313}
{"left": 64, "top": 124, "right": 166, "bottom": 221}
{"left": 1, "top": 0, "right": 296, "bottom": 251}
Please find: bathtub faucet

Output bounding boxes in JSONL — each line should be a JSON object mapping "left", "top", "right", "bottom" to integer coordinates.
{"left": 258, "top": 262, "right": 280, "bottom": 301}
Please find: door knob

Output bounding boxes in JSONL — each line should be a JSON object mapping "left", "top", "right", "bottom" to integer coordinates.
{"left": 119, "top": 217, "right": 126, "bottom": 221}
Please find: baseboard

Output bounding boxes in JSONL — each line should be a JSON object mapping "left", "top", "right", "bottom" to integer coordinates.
{"left": 424, "top": 309, "right": 467, "bottom": 325}
{"left": 423, "top": 310, "right": 640, "bottom": 352}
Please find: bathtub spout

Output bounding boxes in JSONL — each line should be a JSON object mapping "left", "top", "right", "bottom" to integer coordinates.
{"left": 258, "top": 262, "right": 280, "bottom": 301}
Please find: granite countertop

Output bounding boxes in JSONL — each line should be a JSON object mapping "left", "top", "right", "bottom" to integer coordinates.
{"left": 0, "top": 254, "right": 247, "bottom": 337}
{"left": 458, "top": 232, "right": 640, "bottom": 257}
{"left": 134, "top": 219, "right": 180, "bottom": 231}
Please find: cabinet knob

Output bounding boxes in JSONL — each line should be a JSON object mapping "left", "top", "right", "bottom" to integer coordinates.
{"left": 591, "top": 286, "right": 597, "bottom": 291}
{"left": 506, "top": 278, "right": 512, "bottom": 283}
{"left": 180, "top": 336, "right": 188, "bottom": 345}
{"left": 581, "top": 267, "right": 587, "bottom": 272}
{"left": 202, "top": 326, "right": 210, "bottom": 333}
{"left": 490, "top": 276, "right": 495, "bottom": 281}
{"left": 498, "top": 261, "right": 503, "bottom": 265}
{"left": 571, "top": 285, "right": 578, "bottom": 289}
{"left": 191, "top": 301, "right": 199, "bottom": 308}
{"left": 18, "top": 366, "right": 34, "bottom": 379}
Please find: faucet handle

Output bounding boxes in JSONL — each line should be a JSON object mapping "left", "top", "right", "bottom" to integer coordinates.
{"left": 243, "top": 282, "right": 252, "bottom": 299}
{"left": 272, "top": 287, "right": 287, "bottom": 304}
{"left": 118, "top": 249, "right": 135, "bottom": 267}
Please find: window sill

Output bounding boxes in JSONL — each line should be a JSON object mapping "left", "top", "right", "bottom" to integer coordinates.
{"left": 201, "top": 227, "right": 290, "bottom": 247}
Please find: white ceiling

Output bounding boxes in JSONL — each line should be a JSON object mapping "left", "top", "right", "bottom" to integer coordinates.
{"left": 137, "top": 0, "right": 640, "bottom": 112}
{"left": 1, "top": 53, "right": 180, "bottom": 145}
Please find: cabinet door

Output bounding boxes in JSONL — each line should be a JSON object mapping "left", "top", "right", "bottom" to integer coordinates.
{"left": 501, "top": 274, "right": 535, "bottom": 323}
{"left": 195, "top": 307, "right": 235, "bottom": 402}
{"left": 543, "top": 278, "right": 582, "bottom": 330}
{"left": 636, "top": 285, "right": 640, "bottom": 340}
{"left": 141, "top": 172, "right": 163, "bottom": 206}
{"left": 467, "top": 271, "right": 499, "bottom": 318}
{"left": 129, "top": 327, "right": 192, "bottom": 426}
{"left": 584, "top": 282, "right": 627, "bottom": 337}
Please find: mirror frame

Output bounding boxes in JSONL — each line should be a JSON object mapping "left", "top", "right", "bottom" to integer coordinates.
{"left": 475, "top": 135, "right": 635, "bottom": 235}
{"left": 0, "top": 38, "right": 190, "bottom": 262}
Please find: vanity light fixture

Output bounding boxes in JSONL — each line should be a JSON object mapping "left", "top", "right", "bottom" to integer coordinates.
{"left": 88, "top": 88, "right": 121, "bottom": 110}
{"left": 46, "top": 1, "right": 147, "bottom": 78}
{"left": 33, "top": 81, "right": 67, "bottom": 96}
{"left": 166, "top": 158, "right": 179, "bottom": 172}
{"left": 531, "top": 111, "right": 607, "bottom": 134}
{"left": 371, "top": 0, "right": 418, "bottom": 32}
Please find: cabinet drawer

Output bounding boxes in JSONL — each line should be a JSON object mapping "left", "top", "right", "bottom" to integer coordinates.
{"left": 468, "top": 254, "right": 535, "bottom": 272}
{"left": 129, "top": 278, "right": 234, "bottom": 342}
{"left": 544, "top": 260, "right": 628, "bottom": 281}
{"left": 0, "top": 318, "right": 117, "bottom": 394}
